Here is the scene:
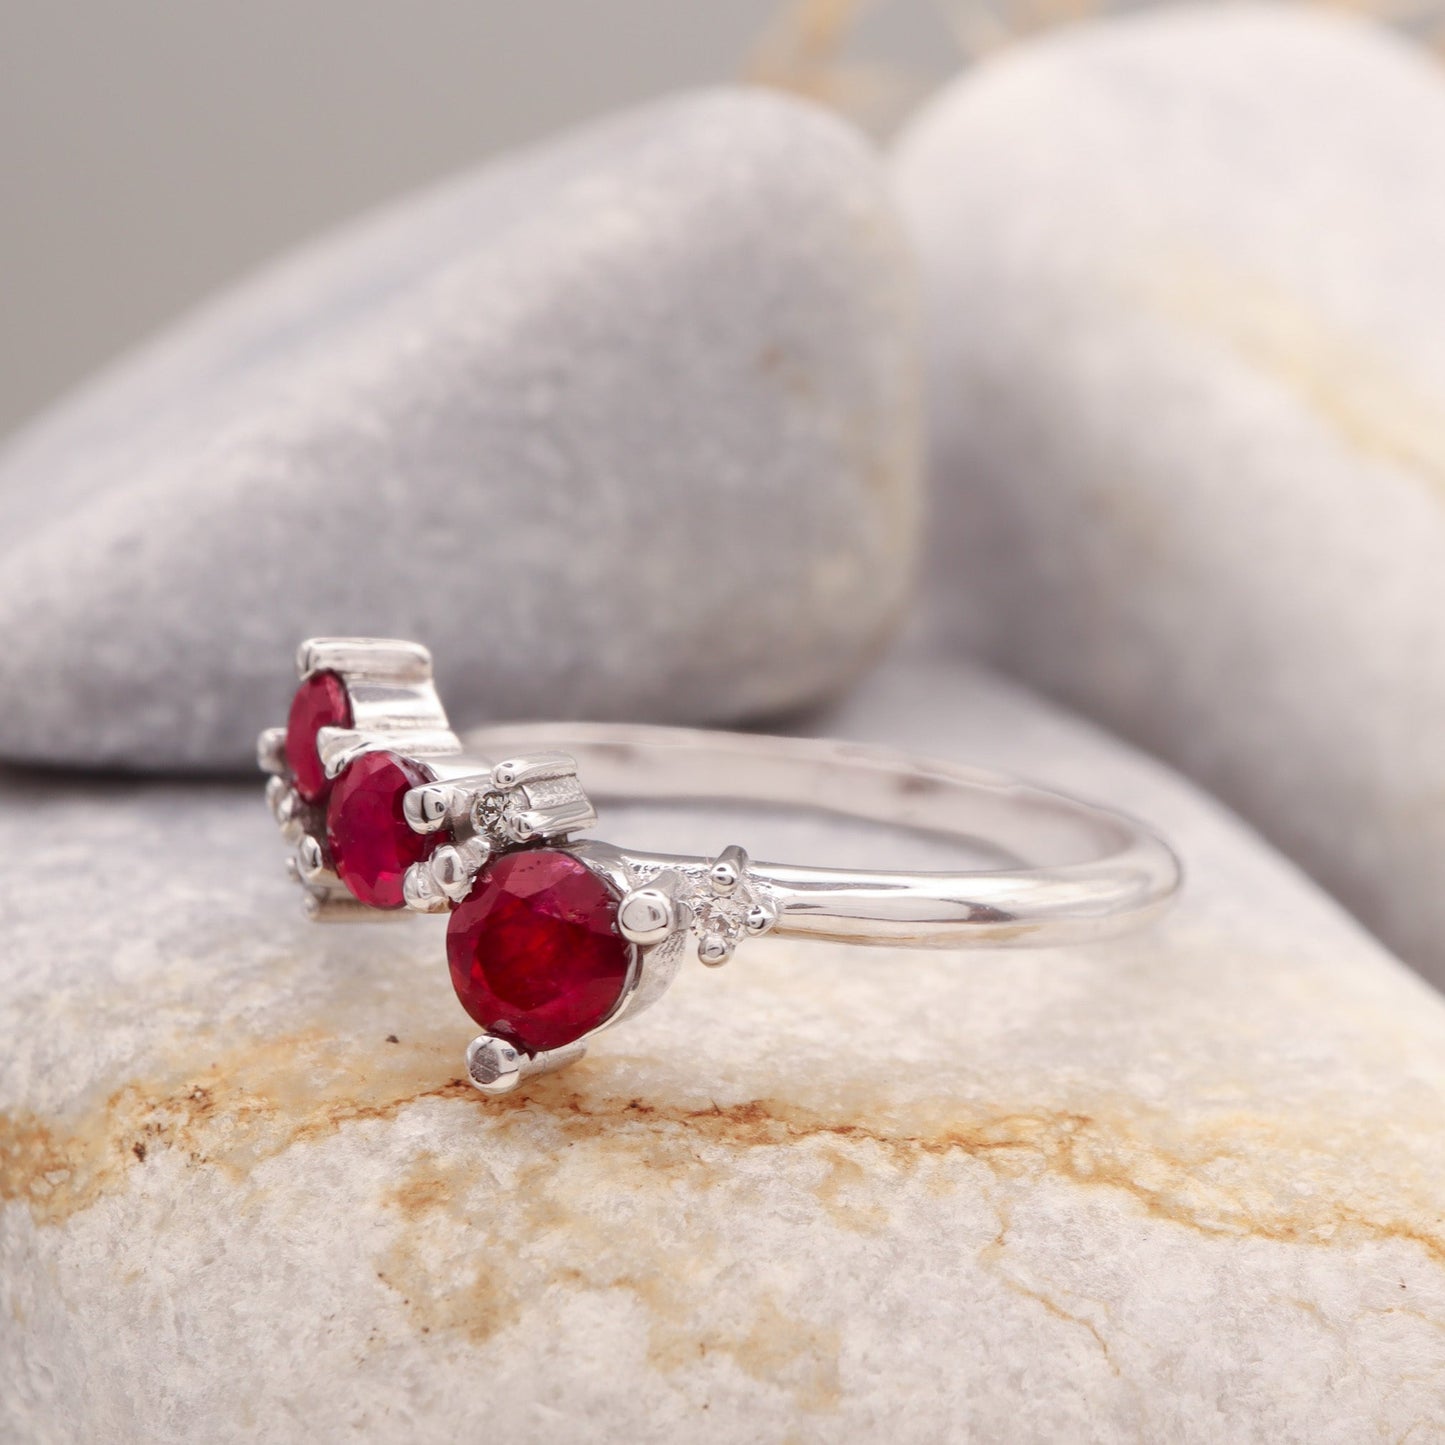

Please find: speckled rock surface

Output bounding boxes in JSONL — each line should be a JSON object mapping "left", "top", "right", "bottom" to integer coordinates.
{"left": 893, "top": 5, "right": 1445, "bottom": 986}
{"left": 3, "top": 654, "right": 1444, "bottom": 1442}
{"left": 0, "top": 87, "right": 918, "bottom": 772}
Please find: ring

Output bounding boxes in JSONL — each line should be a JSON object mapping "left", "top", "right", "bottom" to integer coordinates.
{"left": 258, "top": 638, "right": 1183, "bottom": 1094}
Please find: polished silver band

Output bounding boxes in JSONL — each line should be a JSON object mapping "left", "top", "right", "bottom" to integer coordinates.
{"left": 459, "top": 721, "right": 1182, "bottom": 951}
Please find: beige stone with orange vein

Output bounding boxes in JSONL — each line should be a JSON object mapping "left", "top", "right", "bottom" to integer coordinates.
{"left": 2, "top": 654, "right": 1444, "bottom": 1441}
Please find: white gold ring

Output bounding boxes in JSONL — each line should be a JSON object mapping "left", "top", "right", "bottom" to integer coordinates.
{"left": 259, "top": 638, "right": 1182, "bottom": 1095}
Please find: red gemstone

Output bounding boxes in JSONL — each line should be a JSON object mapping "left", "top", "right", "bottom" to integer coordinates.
{"left": 326, "top": 751, "right": 439, "bottom": 909}
{"left": 285, "top": 670, "right": 353, "bottom": 804}
{"left": 446, "top": 849, "right": 632, "bottom": 1055}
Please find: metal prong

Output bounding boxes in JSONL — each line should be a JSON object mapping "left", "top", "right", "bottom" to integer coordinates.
{"left": 257, "top": 727, "right": 287, "bottom": 776}
{"left": 317, "top": 727, "right": 374, "bottom": 780}
{"left": 708, "top": 845, "right": 749, "bottom": 897}
{"left": 275, "top": 787, "right": 306, "bottom": 843}
{"left": 296, "top": 833, "right": 337, "bottom": 887}
{"left": 502, "top": 810, "right": 539, "bottom": 844}
{"left": 698, "top": 932, "right": 735, "bottom": 967}
{"left": 502, "top": 797, "right": 597, "bottom": 844}
{"left": 465, "top": 1033, "right": 588, "bottom": 1095}
{"left": 430, "top": 841, "right": 487, "bottom": 903}
{"left": 297, "top": 637, "right": 432, "bottom": 684}
{"left": 403, "top": 862, "right": 449, "bottom": 913}
{"left": 745, "top": 899, "right": 777, "bottom": 936}
{"left": 465, "top": 1034, "right": 523, "bottom": 1094}
{"left": 491, "top": 753, "right": 578, "bottom": 789}
{"left": 266, "top": 774, "right": 291, "bottom": 820}
{"left": 403, "top": 782, "right": 455, "bottom": 835}
{"left": 618, "top": 871, "right": 692, "bottom": 946}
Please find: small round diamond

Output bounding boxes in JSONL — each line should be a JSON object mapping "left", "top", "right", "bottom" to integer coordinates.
{"left": 326, "top": 751, "right": 440, "bottom": 909}
{"left": 285, "top": 671, "right": 353, "bottom": 804}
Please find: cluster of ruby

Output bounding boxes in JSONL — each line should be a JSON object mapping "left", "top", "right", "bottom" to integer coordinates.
{"left": 285, "top": 671, "right": 634, "bottom": 1056}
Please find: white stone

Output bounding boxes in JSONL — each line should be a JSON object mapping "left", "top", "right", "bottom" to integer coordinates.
{"left": 4, "top": 653, "right": 1444, "bottom": 1441}
{"left": 893, "top": 5, "right": 1445, "bottom": 986}
{"left": 0, "top": 88, "right": 918, "bottom": 771}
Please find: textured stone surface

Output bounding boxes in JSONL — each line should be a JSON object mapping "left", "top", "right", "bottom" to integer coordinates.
{"left": 0, "top": 87, "right": 918, "bottom": 772}
{"left": 894, "top": 5, "right": 1445, "bottom": 987}
{"left": 4, "top": 653, "right": 1444, "bottom": 1442}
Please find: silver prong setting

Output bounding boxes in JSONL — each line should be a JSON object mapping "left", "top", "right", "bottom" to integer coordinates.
{"left": 297, "top": 637, "right": 433, "bottom": 685}
{"left": 317, "top": 726, "right": 375, "bottom": 780}
{"left": 697, "top": 932, "right": 735, "bottom": 967}
{"left": 296, "top": 832, "right": 337, "bottom": 887}
{"left": 430, "top": 845, "right": 470, "bottom": 899}
{"left": 431, "top": 838, "right": 489, "bottom": 903}
{"left": 264, "top": 636, "right": 481, "bottom": 928}
{"left": 257, "top": 727, "right": 287, "bottom": 775}
{"left": 403, "top": 782, "right": 456, "bottom": 835}
{"left": 466, "top": 1034, "right": 523, "bottom": 1094}
{"left": 275, "top": 787, "right": 307, "bottom": 843}
{"left": 708, "top": 845, "right": 748, "bottom": 897}
{"left": 265, "top": 774, "right": 291, "bottom": 819}
{"left": 745, "top": 899, "right": 778, "bottom": 937}
{"left": 402, "top": 862, "right": 449, "bottom": 913}
{"left": 618, "top": 870, "right": 693, "bottom": 947}
{"left": 447, "top": 755, "right": 598, "bottom": 848}
{"left": 613, "top": 844, "right": 779, "bottom": 970}
{"left": 465, "top": 1033, "right": 589, "bottom": 1095}
{"left": 492, "top": 753, "right": 579, "bottom": 789}
{"left": 502, "top": 811, "right": 540, "bottom": 844}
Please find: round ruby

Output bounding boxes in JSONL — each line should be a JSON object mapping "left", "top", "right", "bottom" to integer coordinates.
{"left": 446, "top": 849, "right": 632, "bottom": 1055}
{"left": 285, "top": 670, "right": 353, "bottom": 804}
{"left": 326, "top": 751, "right": 439, "bottom": 909}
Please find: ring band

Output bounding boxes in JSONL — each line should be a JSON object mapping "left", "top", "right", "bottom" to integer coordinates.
{"left": 463, "top": 721, "right": 1180, "bottom": 948}
{"left": 259, "top": 638, "right": 1182, "bottom": 1095}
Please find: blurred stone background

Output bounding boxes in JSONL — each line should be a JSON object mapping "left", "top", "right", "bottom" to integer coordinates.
{"left": 8, "top": 1, "right": 1442, "bottom": 438}
{"left": 0, "top": 1, "right": 944, "bottom": 437}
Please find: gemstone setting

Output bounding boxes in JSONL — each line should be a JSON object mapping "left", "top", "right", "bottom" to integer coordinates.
{"left": 285, "top": 670, "right": 353, "bottom": 804}
{"left": 446, "top": 849, "right": 633, "bottom": 1055}
{"left": 327, "top": 750, "right": 441, "bottom": 909}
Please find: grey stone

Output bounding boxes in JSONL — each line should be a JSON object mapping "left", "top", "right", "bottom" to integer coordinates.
{"left": 4, "top": 652, "right": 1445, "bottom": 1441}
{"left": 893, "top": 4, "right": 1445, "bottom": 985}
{"left": 0, "top": 88, "right": 919, "bottom": 771}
